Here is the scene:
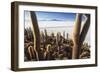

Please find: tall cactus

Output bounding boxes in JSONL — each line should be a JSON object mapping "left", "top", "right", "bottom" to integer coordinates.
{"left": 72, "top": 14, "right": 82, "bottom": 59}
{"left": 44, "top": 29, "right": 48, "bottom": 42}
{"left": 72, "top": 14, "right": 90, "bottom": 59}
{"left": 30, "top": 11, "right": 42, "bottom": 60}
{"left": 63, "top": 31, "right": 65, "bottom": 39}
{"left": 66, "top": 33, "right": 69, "bottom": 40}
{"left": 79, "top": 14, "right": 90, "bottom": 46}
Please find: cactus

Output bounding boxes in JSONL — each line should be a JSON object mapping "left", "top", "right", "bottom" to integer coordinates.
{"left": 66, "top": 33, "right": 69, "bottom": 40}
{"left": 72, "top": 14, "right": 82, "bottom": 59}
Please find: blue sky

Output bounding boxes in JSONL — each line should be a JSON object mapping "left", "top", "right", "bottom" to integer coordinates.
{"left": 25, "top": 11, "right": 86, "bottom": 22}
{"left": 34, "top": 11, "right": 76, "bottom": 21}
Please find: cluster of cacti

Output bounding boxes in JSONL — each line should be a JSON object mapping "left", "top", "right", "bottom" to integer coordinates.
{"left": 24, "top": 28, "right": 35, "bottom": 61}
{"left": 79, "top": 43, "right": 90, "bottom": 59}
{"left": 24, "top": 28, "right": 90, "bottom": 61}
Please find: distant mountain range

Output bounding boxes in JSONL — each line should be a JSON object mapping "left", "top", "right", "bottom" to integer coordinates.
{"left": 38, "top": 19, "right": 65, "bottom": 21}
